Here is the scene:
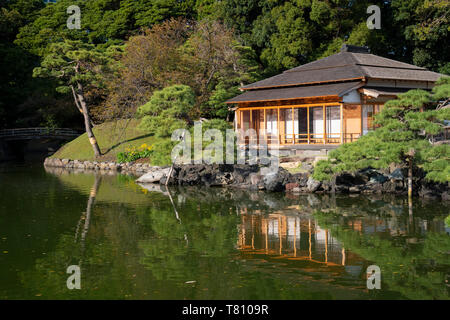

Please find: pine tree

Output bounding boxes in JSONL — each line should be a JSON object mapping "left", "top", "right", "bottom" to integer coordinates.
{"left": 33, "top": 40, "right": 120, "bottom": 157}
{"left": 314, "top": 78, "right": 450, "bottom": 196}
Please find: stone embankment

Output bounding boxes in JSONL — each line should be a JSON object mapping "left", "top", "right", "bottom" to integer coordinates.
{"left": 44, "top": 157, "right": 152, "bottom": 174}
{"left": 44, "top": 158, "right": 449, "bottom": 200}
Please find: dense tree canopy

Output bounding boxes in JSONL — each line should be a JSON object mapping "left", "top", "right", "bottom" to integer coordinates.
{"left": 0, "top": 0, "right": 449, "bottom": 130}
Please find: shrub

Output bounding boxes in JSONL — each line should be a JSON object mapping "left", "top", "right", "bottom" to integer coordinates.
{"left": 116, "top": 144, "right": 153, "bottom": 163}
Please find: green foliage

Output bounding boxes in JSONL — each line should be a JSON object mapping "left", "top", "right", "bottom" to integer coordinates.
{"left": 2, "top": 0, "right": 449, "bottom": 131}
{"left": 137, "top": 85, "right": 195, "bottom": 137}
{"left": 33, "top": 39, "right": 118, "bottom": 94}
{"left": 116, "top": 143, "right": 152, "bottom": 163}
{"left": 148, "top": 139, "right": 178, "bottom": 166}
{"left": 314, "top": 80, "right": 450, "bottom": 183}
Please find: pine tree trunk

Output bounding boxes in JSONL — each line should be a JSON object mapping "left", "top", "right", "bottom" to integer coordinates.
{"left": 76, "top": 83, "right": 101, "bottom": 158}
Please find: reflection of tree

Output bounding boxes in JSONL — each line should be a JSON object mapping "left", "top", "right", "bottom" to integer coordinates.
{"left": 75, "top": 175, "right": 101, "bottom": 254}
{"left": 138, "top": 199, "right": 240, "bottom": 282}
{"left": 18, "top": 175, "right": 120, "bottom": 299}
{"left": 314, "top": 211, "right": 450, "bottom": 300}
{"left": 12, "top": 174, "right": 450, "bottom": 299}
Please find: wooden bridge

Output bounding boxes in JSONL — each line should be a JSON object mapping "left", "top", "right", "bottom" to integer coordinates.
{"left": 0, "top": 128, "right": 82, "bottom": 141}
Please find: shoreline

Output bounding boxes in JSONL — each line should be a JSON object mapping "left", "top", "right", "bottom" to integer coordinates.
{"left": 44, "top": 157, "right": 450, "bottom": 200}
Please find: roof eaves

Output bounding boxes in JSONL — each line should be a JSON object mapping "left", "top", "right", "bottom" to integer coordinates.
{"left": 240, "top": 77, "right": 366, "bottom": 91}
{"left": 225, "top": 94, "right": 340, "bottom": 104}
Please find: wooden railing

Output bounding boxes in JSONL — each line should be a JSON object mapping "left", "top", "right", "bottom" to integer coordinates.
{"left": 238, "top": 131, "right": 363, "bottom": 146}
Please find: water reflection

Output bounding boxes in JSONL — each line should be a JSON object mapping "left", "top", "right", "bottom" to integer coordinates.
{"left": 238, "top": 214, "right": 348, "bottom": 266}
{"left": 0, "top": 166, "right": 447, "bottom": 300}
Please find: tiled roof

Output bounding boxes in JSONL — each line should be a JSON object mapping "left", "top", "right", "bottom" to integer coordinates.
{"left": 226, "top": 81, "right": 363, "bottom": 104}
{"left": 240, "top": 50, "right": 443, "bottom": 90}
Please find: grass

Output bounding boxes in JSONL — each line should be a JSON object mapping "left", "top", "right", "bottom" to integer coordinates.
{"left": 51, "top": 119, "right": 155, "bottom": 161}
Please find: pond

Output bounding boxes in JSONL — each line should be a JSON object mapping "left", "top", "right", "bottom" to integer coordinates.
{"left": 0, "top": 163, "right": 449, "bottom": 300}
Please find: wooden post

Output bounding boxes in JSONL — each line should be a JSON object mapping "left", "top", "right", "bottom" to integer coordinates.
{"left": 323, "top": 105, "right": 326, "bottom": 144}
{"left": 264, "top": 108, "right": 267, "bottom": 143}
{"left": 166, "top": 130, "right": 185, "bottom": 186}
{"left": 360, "top": 104, "right": 364, "bottom": 137}
{"left": 292, "top": 107, "right": 295, "bottom": 144}
{"left": 307, "top": 107, "right": 310, "bottom": 144}
{"left": 277, "top": 107, "right": 280, "bottom": 145}
{"left": 407, "top": 148, "right": 415, "bottom": 201}
{"left": 250, "top": 110, "right": 253, "bottom": 145}
{"left": 340, "top": 104, "right": 344, "bottom": 144}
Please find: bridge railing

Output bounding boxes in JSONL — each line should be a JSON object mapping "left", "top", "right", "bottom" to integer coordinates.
{"left": 0, "top": 128, "right": 82, "bottom": 138}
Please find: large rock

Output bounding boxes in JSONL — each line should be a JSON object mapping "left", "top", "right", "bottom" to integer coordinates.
{"left": 418, "top": 181, "right": 448, "bottom": 199}
{"left": 306, "top": 177, "right": 321, "bottom": 192}
{"left": 290, "top": 172, "right": 309, "bottom": 187}
{"left": 136, "top": 167, "right": 170, "bottom": 183}
{"left": 263, "top": 168, "right": 291, "bottom": 192}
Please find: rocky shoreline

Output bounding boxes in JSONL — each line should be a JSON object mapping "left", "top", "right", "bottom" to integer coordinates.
{"left": 44, "top": 157, "right": 152, "bottom": 174}
{"left": 44, "top": 157, "right": 449, "bottom": 200}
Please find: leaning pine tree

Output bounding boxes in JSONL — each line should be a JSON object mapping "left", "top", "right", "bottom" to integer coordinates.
{"left": 33, "top": 40, "right": 117, "bottom": 158}
{"left": 314, "top": 77, "right": 450, "bottom": 197}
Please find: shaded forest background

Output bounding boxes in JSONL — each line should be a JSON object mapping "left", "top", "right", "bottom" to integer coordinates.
{"left": 1, "top": 0, "right": 449, "bottom": 130}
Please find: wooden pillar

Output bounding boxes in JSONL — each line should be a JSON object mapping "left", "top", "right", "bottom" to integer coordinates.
{"left": 323, "top": 105, "right": 326, "bottom": 144}
{"left": 277, "top": 107, "right": 280, "bottom": 145}
{"left": 325, "top": 229, "right": 328, "bottom": 264}
{"left": 250, "top": 109, "right": 253, "bottom": 144}
{"left": 263, "top": 108, "right": 267, "bottom": 143}
{"left": 292, "top": 107, "right": 295, "bottom": 144}
{"left": 360, "top": 104, "right": 364, "bottom": 137}
{"left": 340, "top": 103, "right": 344, "bottom": 144}
{"left": 307, "top": 107, "right": 310, "bottom": 144}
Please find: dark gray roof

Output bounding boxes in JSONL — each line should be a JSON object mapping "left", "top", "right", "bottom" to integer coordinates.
{"left": 240, "top": 51, "right": 443, "bottom": 90}
{"left": 226, "top": 81, "right": 363, "bottom": 104}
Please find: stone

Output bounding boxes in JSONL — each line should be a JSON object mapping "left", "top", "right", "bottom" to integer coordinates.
{"left": 306, "top": 177, "right": 321, "bottom": 192}
{"left": 136, "top": 167, "right": 171, "bottom": 184}
{"left": 285, "top": 183, "right": 299, "bottom": 192}
{"left": 263, "top": 168, "right": 291, "bottom": 192}
{"left": 291, "top": 172, "right": 309, "bottom": 187}
{"left": 389, "top": 168, "right": 404, "bottom": 181}
{"left": 250, "top": 173, "right": 263, "bottom": 186}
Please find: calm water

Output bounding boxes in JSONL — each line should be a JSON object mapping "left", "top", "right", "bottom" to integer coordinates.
{"left": 0, "top": 163, "right": 449, "bottom": 300}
